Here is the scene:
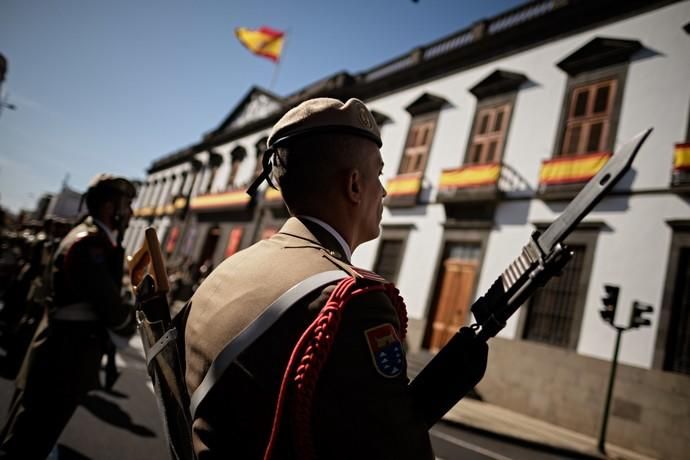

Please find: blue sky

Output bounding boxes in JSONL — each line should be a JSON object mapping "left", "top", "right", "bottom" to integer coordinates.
{"left": 0, "top": 0, "right": 525, "bottom": 213}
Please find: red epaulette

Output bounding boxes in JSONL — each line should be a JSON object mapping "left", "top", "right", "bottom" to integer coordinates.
{"left": 350, "top": 266, "right": 388, "bottom": 284}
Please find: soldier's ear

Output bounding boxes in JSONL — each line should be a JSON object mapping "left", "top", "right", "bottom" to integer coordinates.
{"left": 346, "top": 168, "right": 363, "bottom": 204}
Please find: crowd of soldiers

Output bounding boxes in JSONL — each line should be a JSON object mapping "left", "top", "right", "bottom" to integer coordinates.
{"left": 0, "top": 218, "right": 73, "bottom": 379}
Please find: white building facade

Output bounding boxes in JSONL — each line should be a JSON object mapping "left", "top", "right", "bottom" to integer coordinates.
{"left": 127, "top": 1, "right": 690, "bottom": 457}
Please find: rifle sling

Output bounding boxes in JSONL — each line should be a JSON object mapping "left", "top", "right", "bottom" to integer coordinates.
{"left": 189, "top": 269, "right": 347, "bottom": 419}
{"left": 145, "top": 328, "right": 178, "bottom": 370}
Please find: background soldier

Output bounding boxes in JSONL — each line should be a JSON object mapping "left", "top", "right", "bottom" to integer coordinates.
{"left": 184, "top": 98, "right": 488, "bottom": 459}
{"left": 0, "top": 174, "right": 137, "bottom": 459}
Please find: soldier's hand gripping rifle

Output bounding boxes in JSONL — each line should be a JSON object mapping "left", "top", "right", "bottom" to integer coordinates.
{"left": 409, "top": 128, "right": 653, "bottom": 427}
{"left": 128, "top": 228, "right": 196, "bottom": 460}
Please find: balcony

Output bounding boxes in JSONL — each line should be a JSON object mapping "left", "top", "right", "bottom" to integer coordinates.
{"left": 189, "top": 189, "right": 251, "bottom": 213}
{"left": 173, "top": 196, "right": 188, "bottom": 210}
{"left": 263, "top": 187, "right": 285, "bottom": 207}
{"left": 538, "top": 151, "right": 611, "bottom": 200}
{"left": 134, "top": 207, "right": 154, "bottom": 218}
{"left": 671, "top": 143, "right": 690, "bottom": 193}
{"left": 437, "top": 162, "right": 502, "bottom": 203}
{"left": 384, "top": 172, "right": 423, "bottom": 208}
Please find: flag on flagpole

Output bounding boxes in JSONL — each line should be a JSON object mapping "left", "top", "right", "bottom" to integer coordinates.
{"left": 235, "top": 26, "right": 285, "bottom": 62}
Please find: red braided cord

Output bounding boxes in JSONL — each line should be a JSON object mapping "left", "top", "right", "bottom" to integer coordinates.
{"left": 263, "top": 278, "right": 408, "bottom": 460}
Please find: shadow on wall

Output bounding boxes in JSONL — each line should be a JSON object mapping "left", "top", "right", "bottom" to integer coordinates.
{"left": 388, "top": 203, "right": 429, "bottom": 218}
{"left": 543, "top": 168, "right": 638, "bottom": 214}
{"left": 630, "top": 45, "right": 665, "bottom": 63}
{"left": 494, "top": 200, "right": 532, "bottom": 226}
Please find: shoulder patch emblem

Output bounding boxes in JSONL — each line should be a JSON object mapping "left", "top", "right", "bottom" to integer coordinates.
{"left": 364, "top": 324, "right": 404, "bottom": 378}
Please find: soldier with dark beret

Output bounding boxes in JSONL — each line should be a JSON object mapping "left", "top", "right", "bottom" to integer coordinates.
{"left": 184, "top": 98, "right": 488, "bottom": 459}
{"left": 0, "top": 174, "right": 138, "bottom": 459}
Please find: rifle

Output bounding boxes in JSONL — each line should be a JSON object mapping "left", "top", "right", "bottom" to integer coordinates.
{"left": 409, "top": 128, "right": 653, "bottom": 427}
{"left": 128, "top": 228, "right": 196, "bottom": 460}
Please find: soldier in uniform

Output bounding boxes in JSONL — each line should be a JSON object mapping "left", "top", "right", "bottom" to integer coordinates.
{"left": 184, "top": 98, "right": 488, "bottom": 459}
{"left": 0, "top": 174, "right": 137, "bottom": 459}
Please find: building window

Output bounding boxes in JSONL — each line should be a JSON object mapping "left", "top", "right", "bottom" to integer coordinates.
{"left": 398, "top": 92, "right": 447, "bottom": 176}
{"left": 372, "top": 226, "right": 412, "bottom": 283}
{"left": 655, "top": 225, "right": 690, "bottom": 375}
{"left": 560, "top": 79, "right": 617, "bottom": 156}
{"left": 227, "top": 146, "right": 247, "bottom": 189}
{"left": 522, "top": 245, "right": 585, "bottom": 348}
{"left": 665, "top": 248, "right": 690, "bottom": 374}
{"left": 254, "top": 137, "right": 268, "bottom": 179}
{"left": 399, "top": 115, "right": 437, "bottom": 174}
{"left": 553, "top": 37, "right": 642, "bottom": 160}
{"left": 205, "top": 166, "right": 218, "bottom": 194}
{"left": 205, "top": 151, "right": 224, "bottom": 194}
{"left": 518, "top": 226, "right": 600, "bottom": 349}
{"left": 374, "top": 239, "right": 404, "bottom": 282}
{"left": 465, "top": 69, "right": 525, "bottom": 166}
{"left": 467, "top": 102, "right": 512, "bottom": 164}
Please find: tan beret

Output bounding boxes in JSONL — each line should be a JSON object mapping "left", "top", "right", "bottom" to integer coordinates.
{"left": 86, "top": 173, "right": 136, "bottom": 198}
{"left": 267, "top": 97, "right": 381, "bottom": 148}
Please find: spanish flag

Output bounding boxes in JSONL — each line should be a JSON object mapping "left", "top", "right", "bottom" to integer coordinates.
{"left": 235, "top": 26, "right": 285, "bottom": 62}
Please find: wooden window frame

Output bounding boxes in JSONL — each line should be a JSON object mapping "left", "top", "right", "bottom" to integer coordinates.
{"left": 398, "top": 112, "right": 439, "bottom": 175}
{"left": 560, "top": 78, "right": 617, "bottom": 156}
{"left": 372, "top": 225, "right": 412, "bottom": 284}
{"left": 516, "top": 227, "right": 600, "bottom": 350}
{"left": 464, "top": 93, "right": 516, "bottom": 166}
{"left": 552, "top": 64, "right": 628, "bottom": 159}
{"left": 654, "top": 222, "right": 690, "bottom": 373}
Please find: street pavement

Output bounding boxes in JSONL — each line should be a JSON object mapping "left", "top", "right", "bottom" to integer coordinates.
{"left": 0, "top": 335, "right": 602, "bottom": 460}
{"left": 0, "top": 336, "right": 168, "bottom": 460}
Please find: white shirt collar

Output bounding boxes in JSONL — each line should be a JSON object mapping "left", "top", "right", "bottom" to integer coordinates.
{"left": 299, "top": 215, "right": 352, "bottom": 262}
{"left": 92, "top": 218, "right": 118, "bottom": 247}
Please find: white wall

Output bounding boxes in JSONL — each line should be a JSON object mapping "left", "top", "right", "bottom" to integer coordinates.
{"left": 361, "top": 1, "right": 690, "bottom": 369}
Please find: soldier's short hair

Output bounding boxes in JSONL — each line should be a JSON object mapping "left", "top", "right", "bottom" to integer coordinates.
{"left": 264, "top": 98, "right": 381, "bottom": 213}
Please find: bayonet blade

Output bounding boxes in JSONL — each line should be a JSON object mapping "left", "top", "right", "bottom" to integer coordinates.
{"left": 537, "top": 127, "right": 652, "bottom": 252}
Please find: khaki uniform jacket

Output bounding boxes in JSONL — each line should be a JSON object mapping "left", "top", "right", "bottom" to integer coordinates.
{"left": 185, "top": 217, "right": 434, "bottom": 460}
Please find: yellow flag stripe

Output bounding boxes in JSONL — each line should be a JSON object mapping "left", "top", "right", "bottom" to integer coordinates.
{"left": 265, "top": 188, "right": 283, "bottom": 201}
{"left": 439, "top": 164, "right": 500, "bottom": 189}
{"left": 235, "top": 27, "right": 284, "bottom": 60}
{"left": 540, "top": 152, "right": 610, "bottom": 185}
{"left": 190, "top": 191, "right": 250, "bottom": 210}
{"left": 387, "top": 174, "right": 422, "bottom": 196}
{"left": 674, "top": 144, "right": 690, "bottom": 170}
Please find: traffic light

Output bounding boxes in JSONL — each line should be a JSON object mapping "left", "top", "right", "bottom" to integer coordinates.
{"left": 599, "top": 284, "right": 620, "bottom": 324}
{"left": 629, "top": 301, "right": 653, "bottom": 329}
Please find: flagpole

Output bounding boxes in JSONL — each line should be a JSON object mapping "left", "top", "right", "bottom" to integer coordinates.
{"left": 269, "top": 29, "right": 289, "bottom": 91}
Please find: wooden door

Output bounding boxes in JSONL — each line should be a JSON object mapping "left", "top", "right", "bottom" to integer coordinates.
{"left": 429, "top": 259, "right": 478, "bottom": 351}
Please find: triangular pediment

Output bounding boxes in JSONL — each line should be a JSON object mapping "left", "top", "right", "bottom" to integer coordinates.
{"left": 469, "top": 69, "right": 527, "bottom": 99}
{"left": 404, "top": 92, "right": 448, "bottom": 116}
{"left": 214, "top": 86, "right": 284, "bottom": 133}
{"left": 557, "top": 37, "right": 642, "bottom": 76}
